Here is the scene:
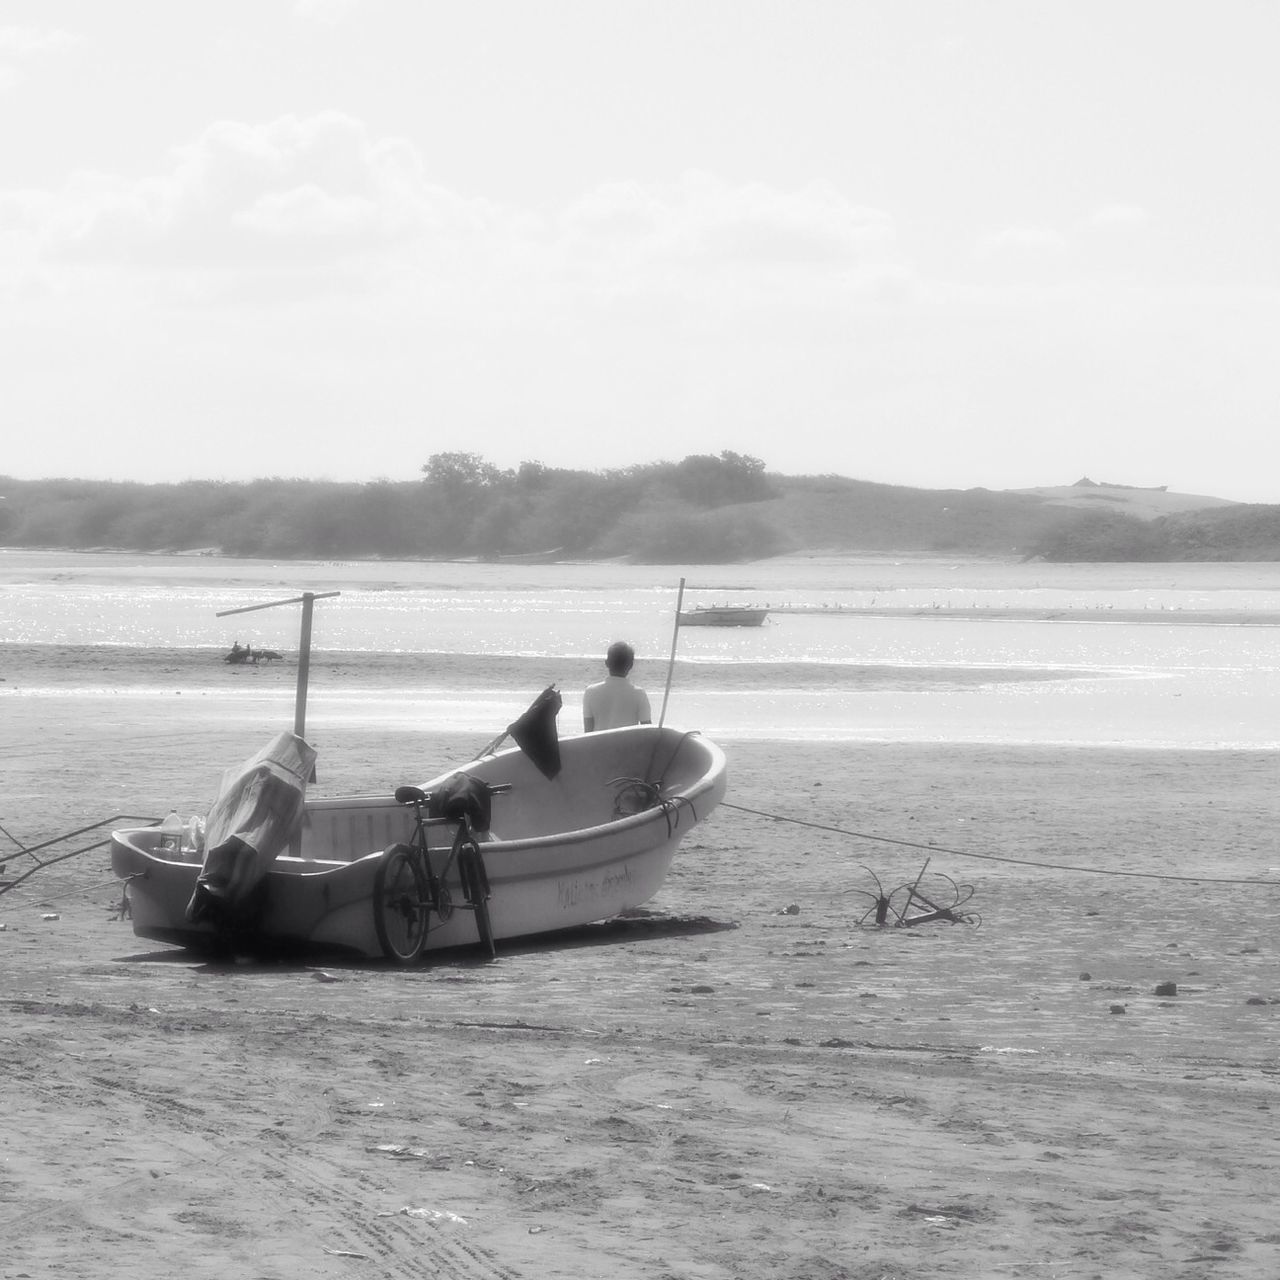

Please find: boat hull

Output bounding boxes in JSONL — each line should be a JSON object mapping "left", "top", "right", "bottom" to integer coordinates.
{"left": 678, "top": 607, "right": 768, "bottom": 627}
{"left": 112, "top": 725, "right": 726, "bottom": 959}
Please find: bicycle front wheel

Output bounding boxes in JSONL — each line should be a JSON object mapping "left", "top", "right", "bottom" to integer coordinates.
{"left": 373, "top": 843, "right": 429, "bottom": 964}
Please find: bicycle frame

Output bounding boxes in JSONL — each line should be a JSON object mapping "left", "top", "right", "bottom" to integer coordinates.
{"left": 371, "top": 782, "right": 508, "bottom": 963}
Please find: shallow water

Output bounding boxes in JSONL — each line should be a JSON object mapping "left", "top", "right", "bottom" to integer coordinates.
{"left": 3, "top": 551, "right": 1280, "bottom": 747}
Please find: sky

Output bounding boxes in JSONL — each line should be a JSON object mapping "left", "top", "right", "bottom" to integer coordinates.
{"left": 1, "top": 1, "right": 1277, "bottom": 499}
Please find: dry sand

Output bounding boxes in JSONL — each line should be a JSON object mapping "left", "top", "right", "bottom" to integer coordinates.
{"left": 3, "top": 703, "right": 1280, "bottom": 1279}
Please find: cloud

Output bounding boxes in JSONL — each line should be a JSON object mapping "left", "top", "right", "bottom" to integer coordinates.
{"left": 967, "top": 225, "right": 1076, "bottom": 290}
{"left": 292, "top": 0, "right": 364, "bottom": 25}
{"left": 8, "top": 118, "right": 918, "bottom": 318}
{"left": 974, "top": 225, "right": 1068, "bottom": 259}
{"left": 6, "top": 111, "right": 925, "bottom": 326}
{"left": 560, "top": 181, "right": 666, "bottom": 245}
{"left": 1088, "top": 203, "right": 1151, "bottom": 230}
{"left": 556, "top": 173, "right": 906, "bottom": 307}
{"left": 675, "top": 175, "right": 894, "bottom": 267}
{"left": 0, "top": 25, "right": 79, "bottom": 56}
{"left": 563, "top": 173, "right": 894, "bottom": 267}
{"left": 0, "top": 24, "right": 79, "bottom": 89}
{"left": 968, "top": 209, "right": 1151, "bottom": 287}
{"left": 31, "top": 112, "right": 501, "bottom": 270}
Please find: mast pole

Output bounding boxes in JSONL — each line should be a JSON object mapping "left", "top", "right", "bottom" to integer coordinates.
{"left": 658, "top": 577, "right": 686, "bottom": 729}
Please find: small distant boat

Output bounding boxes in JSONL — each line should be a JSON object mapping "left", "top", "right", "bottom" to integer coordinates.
{"left": 222, "top": 645, "right": 284, "bottom": 665}
{"left": 678, "top": 605, "right": 769, "bottom": 628}
{"left": 485, "top": 547, "right": 564, "bottom": 564}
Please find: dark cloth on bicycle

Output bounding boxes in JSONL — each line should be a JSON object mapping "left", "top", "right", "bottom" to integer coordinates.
{"left": 429, "top": 773, "right": 494, "bottom": 833}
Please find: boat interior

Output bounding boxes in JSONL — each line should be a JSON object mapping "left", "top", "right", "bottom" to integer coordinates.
{"left": 289, "top": 726, "right": 718, "bottom": 867}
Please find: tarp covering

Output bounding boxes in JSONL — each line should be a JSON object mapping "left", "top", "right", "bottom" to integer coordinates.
{"left": 185, "top": 732, "right": 317, "bottom": 927}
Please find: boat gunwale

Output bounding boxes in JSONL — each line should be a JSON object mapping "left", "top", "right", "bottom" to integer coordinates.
{"left": 113, "top": 774, "right": 721, "bottom": 870}
{"left": 112, "top": 728, "right": 727, "bottom": 865}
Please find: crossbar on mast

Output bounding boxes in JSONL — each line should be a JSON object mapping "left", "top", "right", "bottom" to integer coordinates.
{"left": 216, "top": 591, "right": 341, "bottom": 738}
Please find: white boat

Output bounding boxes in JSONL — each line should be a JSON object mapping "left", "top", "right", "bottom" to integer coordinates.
{"left": 678, "top": 605, "right": 769, "bottom": 627}
{"left": 111, "top": 723, "right": 727, "bottom": 961}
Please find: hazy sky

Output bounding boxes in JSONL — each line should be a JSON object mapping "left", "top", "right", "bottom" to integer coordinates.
{"left": 2, "top": 1, "right": 1277, "bottom": 498}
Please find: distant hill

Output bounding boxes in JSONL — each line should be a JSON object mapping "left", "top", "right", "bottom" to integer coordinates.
{"left": 753, "top": 476, "right": 1247, "bottom": 560}
{"left": 1011, "top": 479, "right": 1237, "bottom": 523}
{"left": 0, "top": 466, "right": 1269, "bottom": 562}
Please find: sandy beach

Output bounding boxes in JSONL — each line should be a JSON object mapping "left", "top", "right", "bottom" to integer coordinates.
{"left": 4, "top": 680, "right": 1280, "bottom": 1279}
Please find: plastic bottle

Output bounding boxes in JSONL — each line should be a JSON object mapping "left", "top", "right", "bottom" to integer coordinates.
{"left": 158, "top": 809, "right": 184, "bottom": 856}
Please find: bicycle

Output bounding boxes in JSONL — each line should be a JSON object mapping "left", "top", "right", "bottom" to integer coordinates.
{"left": 372, "top": 780, "right": 510, "bottom": 964}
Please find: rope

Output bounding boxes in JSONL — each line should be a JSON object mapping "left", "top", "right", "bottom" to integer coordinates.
{"left": 721, "top": 801, "right": 1280, "bottom": 887}
{"left": 21, "top": 876, "right": 126, "bottom": 904}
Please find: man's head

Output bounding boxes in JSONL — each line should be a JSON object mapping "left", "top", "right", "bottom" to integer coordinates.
{"left": 605, "top": 640, "right": 635, "bottom": 676}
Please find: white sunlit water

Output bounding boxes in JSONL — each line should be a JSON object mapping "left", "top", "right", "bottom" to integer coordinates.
{"left": 4, "top": 551, "right": 1280, "bottom": 747}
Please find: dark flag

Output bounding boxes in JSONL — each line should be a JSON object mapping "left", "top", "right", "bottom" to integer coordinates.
{"left": 507, "top": 685, "right": 563, "bottom": 779}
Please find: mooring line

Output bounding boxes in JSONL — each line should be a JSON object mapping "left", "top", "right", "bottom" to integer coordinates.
{"left": 720, "top": 801, "right": 1280, "bottom": 887}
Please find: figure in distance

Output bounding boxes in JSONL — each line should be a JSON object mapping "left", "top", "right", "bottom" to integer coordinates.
{"left": 582, "top": 641, "right": 652, "bottom": 732}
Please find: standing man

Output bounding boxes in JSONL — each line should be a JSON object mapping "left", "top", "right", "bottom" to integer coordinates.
{"left": 583, "top": 641, "right": 652, "bottom": 732}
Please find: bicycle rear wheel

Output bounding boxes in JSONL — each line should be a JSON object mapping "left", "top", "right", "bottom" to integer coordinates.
{"left": 373, "top": 843, "right": 429, "bottom": 963}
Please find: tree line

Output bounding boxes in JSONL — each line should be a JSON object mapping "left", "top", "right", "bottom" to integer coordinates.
{"left": 0, "top": 451, "right": 788, "bottom": 563}
{"left": 3, "top": 457, "right": 1276, "bottom": 561}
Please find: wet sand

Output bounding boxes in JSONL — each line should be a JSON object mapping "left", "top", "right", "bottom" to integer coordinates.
{"left": 3, "top": 690, "right": 1280, "bottom": 1277}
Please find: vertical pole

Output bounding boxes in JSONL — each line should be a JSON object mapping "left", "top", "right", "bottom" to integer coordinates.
{"left": 658, "top": 577, "right": 686, "bottom": 729}
{"left": 904, "top": 856, "right": 931, "bottom": 922}
{"left": 295, "top": 592, "right": 315, "bottom": 739}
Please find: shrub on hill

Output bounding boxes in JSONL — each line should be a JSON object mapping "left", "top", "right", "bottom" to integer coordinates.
{"left": 1029, "top": 511, "right": 1168, "bottom": 562}
{"left": 1158, "top": 505, "right": 1280, "bottom": 560}
{"left": 602, "top": 505, "right": 792, "bottom": 563}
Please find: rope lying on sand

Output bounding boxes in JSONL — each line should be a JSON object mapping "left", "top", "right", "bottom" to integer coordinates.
{"left": 721, "top": 801, "right": 1280, "bottom": 887}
